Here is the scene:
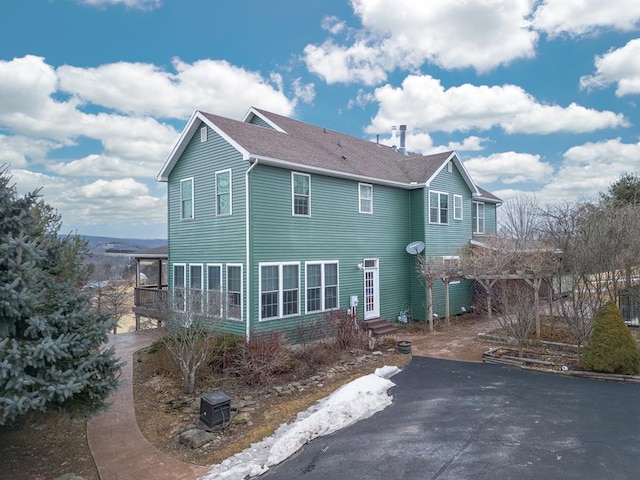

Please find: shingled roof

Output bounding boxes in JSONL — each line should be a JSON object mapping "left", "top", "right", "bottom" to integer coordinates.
{"left": 158, "top": 107, "right": 501, "bottom": 203}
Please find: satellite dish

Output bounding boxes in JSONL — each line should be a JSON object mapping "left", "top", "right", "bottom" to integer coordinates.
{"left": 405, "top": 241, "right": 425, "bottom": 255}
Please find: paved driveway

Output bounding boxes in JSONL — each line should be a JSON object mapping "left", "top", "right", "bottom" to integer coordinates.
{"left": 263, "top": 357, "right": 640, "bottom": 480}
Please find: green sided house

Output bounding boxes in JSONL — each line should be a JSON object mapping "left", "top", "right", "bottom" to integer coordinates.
{"left": 157, "top": 107, "right": 501, "bottom": 339}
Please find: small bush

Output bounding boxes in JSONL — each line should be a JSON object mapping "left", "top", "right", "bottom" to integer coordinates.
{"left": 325, "top": 310, "right": 362, "bottom": 351}
{"left": 582, "top": 301, "right": 640, "bottom": 375}
{"left": 227, "top": 332, "right": 293, "bottom": 386}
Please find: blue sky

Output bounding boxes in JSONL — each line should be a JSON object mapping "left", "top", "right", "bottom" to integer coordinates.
{"left": 2, "top": 0, "right": 640, "bottom": 238}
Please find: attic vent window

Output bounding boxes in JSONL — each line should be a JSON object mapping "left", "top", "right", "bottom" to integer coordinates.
{"left": 200, "top": 126, "right": 208, "bottom": 143}
{"left": 447, "top": 162, "right": 452, "bottom": 173}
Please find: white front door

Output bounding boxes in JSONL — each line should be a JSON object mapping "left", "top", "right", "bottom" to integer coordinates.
{"left": 363, "top": 258, "right": 380, "bottom": 319}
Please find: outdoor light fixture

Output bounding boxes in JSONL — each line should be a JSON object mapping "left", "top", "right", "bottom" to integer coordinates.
{"left": 357, "top": 263, "right": 364, "bottom": 270}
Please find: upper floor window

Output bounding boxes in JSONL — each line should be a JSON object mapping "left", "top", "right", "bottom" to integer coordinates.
{"left": 453, "top": 195, "right": 463, "bottom": 220}
{"left": 359, "top": 183, "right": 373, "bottom": 214}
{"left": 260, "top": 262, "right": 300, "bottom": 320}
{"left": 429, "top": 191, "right": 449, "bottom": 224}
{"left": 216, "top": 169, "right": 232, "bottom": 216}
{"left": 472, "top": 201, "right": 485, "bottom": 234}
{"left": 180, "top": 178, "right": 194, "bottom": 220}
{"left": 292, "top": 172, "right": 310, "bottom": 216}
{"left": 200, "top": 126, "right": 207, "bottom": 142}
{"left": 306, "top": 261, "right": 339, "bottom": 313}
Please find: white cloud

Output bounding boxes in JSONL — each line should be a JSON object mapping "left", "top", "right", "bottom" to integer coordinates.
{"left": 532, "top": 0, "right": 640, "bottom": 37}
{"left": 304, "top": 0, "right": 537, "bottom": 84}
{"left": 538, "top": 138, "right": 640, "bottom": 203}
{"left": 321, "top": 15, "right": 346, "bottom": 35}
{"left": 464, "top": 152, "right": 554, "bottom": 184}
{"left": 292, "top": 78, "right": 316, "bottom": 104}
{"left": 57, "top": 58, "right": 296, "bottom": 120}
{"left": 78, "top": 178, "right": 147, "bottom": 198}
{"left": 580, "top": 39, "right": 640, "bottom": 96}
{"left": 366, "top": 74, "right": 627, "bottom": 135}
{"left": 0, "top": 135, "right": 61, "bottom": 168}
{"left": 77, "top": 0, "right": 161, "bottom": 10}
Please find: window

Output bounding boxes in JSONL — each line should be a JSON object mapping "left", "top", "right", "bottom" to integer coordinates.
{"left": 206, "top": 264, "right": 222, "bottom": 316}
{"left": 447, "top": 162, "right": 453, "bottom": 173}
{"left": 259, "top": 263, "right": 300, "bottom": 320}
{"left": 200, "top": 126, "right": 207, "bottom": 142}
{"left": 429, "top": 191, "right": 449, "bottom": 224}
{"left": 216, "top": 170, "right": 232, "bottom": 215}
{"left": 472, "top": 201, "right": 485, "bottom": 234}
{"left": 453, "top": 195, "right": 463, "bottom": 220}
{"left": 359, "top": 183, "right": 373, "bottom": 214}
{"left": 306, "top": 261, "right": 339, "bottom": 313}
{"left": 189, "top": 264, "right": 203, "bottom": 312}
{"left": 173, "top": 264, "right": 186, "bottom": 310}
{"left": 443, "top": 256, "right": 460, "bottom": 269}
{"left": 292, "top": 172, "right": 310, "bottom": 216}
{"left": 180, "top": 178, "right": 194, "bottom": 220}
{"left": 227, "top": 265, "right": 242, "bottom": 320}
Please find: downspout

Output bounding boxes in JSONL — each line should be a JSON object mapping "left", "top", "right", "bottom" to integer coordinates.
{"left": 245, "top": 158, "right": 259, "bottom": 340}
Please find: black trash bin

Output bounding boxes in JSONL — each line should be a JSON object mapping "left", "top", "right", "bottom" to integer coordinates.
{"left": 199, "top": 391, "right": 231, "bottom": 427}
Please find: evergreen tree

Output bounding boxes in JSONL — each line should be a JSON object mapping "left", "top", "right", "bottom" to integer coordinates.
{"left": 600, "top": 172, "right": 640, "bottom": 207}
{"left": 0, "top": 169, "right": 120, "bottom": 425}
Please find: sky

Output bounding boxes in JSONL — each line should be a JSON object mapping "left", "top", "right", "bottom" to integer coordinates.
{"left": 202, "top": 365, "right": 399, "bottom": 479}
{"left": 2, "top": 1, "right": 640, "bottom": 238}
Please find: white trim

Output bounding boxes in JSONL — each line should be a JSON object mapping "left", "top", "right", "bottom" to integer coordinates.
{"left": 200, "top": 125, "right": 207, "bottom": 143}
{"left": 245, "top": 160, "right": 259, "bottom": 338}
{"left": 453, "top": 194, "right": 463, "bottom": 220}
{"left": 472, "top": 201, "right": 485, "bottom": 234}
{"left": 206, "top": 263, "right": 223, "bottom": 317}
{"left": 172, "top": 263, "right": 186, "bottom": 311}
{"left": 447, "top": 162, "right": 452, "bottom": 173}
{"left": 258, "top": 262, "right": 301, "bottom": 321}
{"left": 226, "top": 264, "right": 243, "bottom": 321}
{"left": 291, "top": 172, "right": 311, "bottom": 217}
{"left": 157, "top": 111, "right": 251, "bottom": 181}
{"left": 429, "top": 190, "right": 449, "bottom": 225}
{"left": 424, "top": 152, "right": 479, "bottom": 196}
{"left": 215, "top": 168, "right": 232, "bottom": 216}
{"left": 241, "top": 107, "right": 287, "bottom": 133}
{"left": 180, "top": 177, "right": 194, "bottom": 220}
{"left": 363, "top": 258, "right": 380, "bottom": 319}
{"left": 304, "top": 260, "right": 340, "bottom": 314}
{"left": 188, "top": 263, "right": 204, "bottom": 312}
{"left": 358, "top": 183, "right": 373, "bottom": 214}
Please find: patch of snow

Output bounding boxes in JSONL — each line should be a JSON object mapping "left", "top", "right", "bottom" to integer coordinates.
{"left": 199, "top": 366, "right": 399, "bottom": 480}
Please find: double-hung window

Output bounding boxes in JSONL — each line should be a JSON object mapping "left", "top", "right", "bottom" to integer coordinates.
{"left": 472, "top": 201, "right": 485, "bottom": 234}
{"left": 180, "top": 178, "right": 194, "bottom": 220}
{"left": 359, "top": 183, "right": 373, "bottom": 214}
{"left": 260, "top": 263, "right": 300, "bottom": 320}
{"left": 216, "top": 170, "right": 231, "bottom": 216}
{"left": 292, "top": 172, "right": 310, "bottom": 216}
{"left": 206, "top": 264, "right": 222, "bottom": 316}
{"left": 226, "top": 265, "right": 242, "bottom": 320}
{"left": 306, "top": 262, "right": 339, "bottom": 313}
{"left": 189, "top": 264, "right": 203, "bottom": 312}
{"left": 429, "top": 191, "right": 449, "bottom": 224}
{"left": 453, "top": 194, "right": 463, "bottom": 220}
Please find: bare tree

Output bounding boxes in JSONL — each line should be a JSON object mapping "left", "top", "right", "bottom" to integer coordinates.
{"left": 94, "top": 279, "right": 131, "bottom": 334}
{"left": 416, "top": 254, "right": 445, "bottom": 332}
{"left": 161, "top": 288, "right": 222, "bottom": 394}
{"left": 499, "top": 193, "right": 541, "bottom": 246}
{"left": 492, "top": 281, "right": 537, "bottom": 358}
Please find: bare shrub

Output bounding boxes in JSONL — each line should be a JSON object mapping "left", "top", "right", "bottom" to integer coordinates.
{"left": 227, "top": 332, "right": 293, "bottom": 386}
{"left": 324, "top": 310, "right": 361, "bottom": 350}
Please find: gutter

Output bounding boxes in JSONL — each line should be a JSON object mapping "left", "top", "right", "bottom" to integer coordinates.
{"left": 245, "top": 158, "right": 259, "bottom": 340}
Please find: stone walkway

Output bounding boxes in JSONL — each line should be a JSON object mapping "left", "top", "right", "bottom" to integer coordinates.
{"left": 86, "top": 329, "right": 209, "bottom": 480}
{"left": 85, "top": 317, "right": 495, "bottom": 479}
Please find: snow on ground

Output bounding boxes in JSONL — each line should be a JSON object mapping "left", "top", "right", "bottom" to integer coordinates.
{"left": 200, "top": 365, "right": 401, "bottom": 480}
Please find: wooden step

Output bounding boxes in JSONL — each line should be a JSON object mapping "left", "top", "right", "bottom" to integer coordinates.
{"left": 361, "top": 317, "right": 398, "bottom": 337}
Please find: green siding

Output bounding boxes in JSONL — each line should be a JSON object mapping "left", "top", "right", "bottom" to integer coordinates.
{"left": 247, "top": 164, "right": 411, "bottom": 338}
{"left": 167, "top": 122, "right": 247, "bottom": 336}
{"left": 248, "top": 115, "right": 274, "bottom": 129}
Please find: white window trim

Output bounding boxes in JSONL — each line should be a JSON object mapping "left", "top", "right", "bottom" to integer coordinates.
{"left": 226, "top": 264, "right": 243, "bottom": 321}
{"left": 358, "top": 183, "right": 373, "bottom": 214}
{"left": 180, "top": 178, "right": 194, "bottom": 220}
{"left": 429, "top": 190, "right": 449, "bottom": 225}
{"left": 259, "top": 262, "right": 301, "bottom": 321}
{"left": 291, "top": 172, "right": 311, "bottom": 217}
{"left": 473, "top": 201, "right": 485, "bottom": 234}
{"left": 206, "top": 263, "right": 223, "bottom": 317}
{"left": 215, "top": 169, "right": 232, "bottom": 216}
{"left": 305, "top": 261, "right": 340, "bottom": 314}
{"left": 447, "top": 162, "right": 453, "bottom": 173}
{"left": 172, "top": 263, "right": 186, "bottom": 311}
{"left": 200, "top": 125, "right": 207, "bottom": 143}
{"left": 189, "top": 263, "right": 204, "bottom": 312}
{"left": 453, "top": 194, "right": 463, "bottom": 220}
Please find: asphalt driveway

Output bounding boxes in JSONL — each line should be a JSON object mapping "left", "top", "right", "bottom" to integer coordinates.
{"left": 263, "top": 357, "right": 640, "bottom": 480}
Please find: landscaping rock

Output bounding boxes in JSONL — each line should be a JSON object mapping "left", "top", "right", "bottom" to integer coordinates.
{"left": 54, "top": 475, "right": 87, "bottom": 480}
{"left": 179, "top": 428, "right": 215, "bottom": 448}
{"left": 234, "top": 412, "right": 251, "bottom": 424}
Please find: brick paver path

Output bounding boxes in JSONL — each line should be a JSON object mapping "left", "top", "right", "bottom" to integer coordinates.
{"left": 86, "top": 330, "right": 209, "bottom": 480}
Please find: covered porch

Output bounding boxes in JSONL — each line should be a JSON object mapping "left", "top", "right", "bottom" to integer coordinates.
{"left": 131, "top": 246, "right": 168, "bottom": 330}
